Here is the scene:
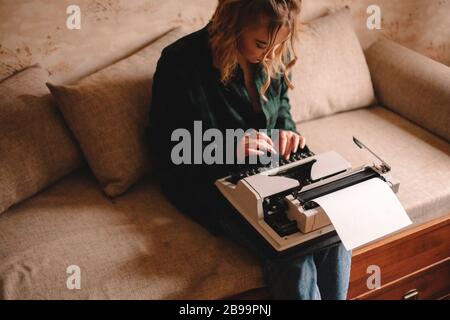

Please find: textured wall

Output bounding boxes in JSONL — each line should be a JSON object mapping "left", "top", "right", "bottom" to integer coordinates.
{"left": 0, "top": 0, "right": 449, "bottom": 83}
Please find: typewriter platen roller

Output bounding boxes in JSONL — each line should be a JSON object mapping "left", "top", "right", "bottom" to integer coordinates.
{"left": 215, "top": 137, "right": 400, "bottom": 253}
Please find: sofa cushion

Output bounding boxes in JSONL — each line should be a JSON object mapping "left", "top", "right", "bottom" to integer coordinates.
{"left": 0, "top": 167, "right": 263, "bottom": 299}
{"left": 47, "top": 27, "right": 188, "bottom": 198}
{"left": 0, "top": 64, "right": 84, "bottom": 214}
{"left": 299, "top": 105, "right": 450, "bottom": 227}
{"left": 289, "top": 7, "right": 376, "bottom": 123}
{"left": 365, "top": 38, "right": 450, "bottom": 143}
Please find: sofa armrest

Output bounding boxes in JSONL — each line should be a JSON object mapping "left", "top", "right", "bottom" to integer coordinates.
{"left": 364, "top": 38, "right": 450, "bottom": 142}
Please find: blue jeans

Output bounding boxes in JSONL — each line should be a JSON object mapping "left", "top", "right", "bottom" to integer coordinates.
{"left": 218, "top": 207, "right": 352, "bottom": 300}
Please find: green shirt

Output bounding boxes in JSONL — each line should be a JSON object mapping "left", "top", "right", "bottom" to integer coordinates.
{"left": 148, "top": 23, "right": 299, "bottom": 232}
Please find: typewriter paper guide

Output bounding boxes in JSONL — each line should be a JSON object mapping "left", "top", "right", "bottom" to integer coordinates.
{"left": 313, "top": 178, "right": 412, "bottom": 250}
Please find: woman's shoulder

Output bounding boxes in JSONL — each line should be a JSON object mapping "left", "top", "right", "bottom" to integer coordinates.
{"left": 160, "top": 25, "right": 210, "bottom": 67}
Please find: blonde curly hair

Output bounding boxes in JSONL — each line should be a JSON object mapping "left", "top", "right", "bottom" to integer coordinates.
{"left": 207, "top": 0, "right": 303, "bottom": 101}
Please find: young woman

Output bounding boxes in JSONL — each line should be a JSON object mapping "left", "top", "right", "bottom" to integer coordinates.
{"left": 148, "top": 0, "right": 352, "bottom": 300}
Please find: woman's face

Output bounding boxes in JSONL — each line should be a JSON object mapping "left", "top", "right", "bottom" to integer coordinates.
{"left": 237, "top": 17, "right": 291, "bottom": 64}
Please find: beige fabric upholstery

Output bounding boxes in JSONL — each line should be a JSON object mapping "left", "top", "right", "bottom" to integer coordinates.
{"left": 298, "top": 106, "right": 450, "bottom": 226}
{"left": 47, "top": 28, "right": 188, "bottom": 198}
{"left": 289, "top": 7, "right": 376, "bottom": 123}
{"left": 365, "top": 38, "right": 450, "bottom": 143}
{"left": 1, "top": 106, "right": 448, "bottom": 299}
{"left": 0, "top": 168, "right": 263, "bottom": 299}
{"left": 0, "top": 65, "right": 83, "bottom": 214}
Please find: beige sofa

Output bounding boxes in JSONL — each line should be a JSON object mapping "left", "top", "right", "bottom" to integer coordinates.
{"left": 1, "top": 9, "right": 449, "bottom": 300}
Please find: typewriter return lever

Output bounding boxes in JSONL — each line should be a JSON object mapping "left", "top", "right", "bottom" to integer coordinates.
{"left": 353, "top": 136, "right": 391, "bottom": 174}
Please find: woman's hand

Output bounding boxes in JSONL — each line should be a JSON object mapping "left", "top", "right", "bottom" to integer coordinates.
{"left": 236, "top": 129, "right": 306, "bottom": 161}
{"left": 236, "top": 130, "right": 277, "bottom": 161}
{"left": 278, "top": 130, "right": 306, "bottom": 160}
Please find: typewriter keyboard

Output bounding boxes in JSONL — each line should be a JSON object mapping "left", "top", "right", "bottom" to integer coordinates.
{"left": 226, "top": 145, "right": 315, "bottom": 185}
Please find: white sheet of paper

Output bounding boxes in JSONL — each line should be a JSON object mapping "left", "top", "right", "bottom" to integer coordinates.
{"left": 313, "top": 178, "right": 412, "bottom": 250}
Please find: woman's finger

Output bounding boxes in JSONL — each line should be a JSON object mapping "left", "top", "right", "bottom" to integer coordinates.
{"left": 279, "top": 131, "right": 289, "bottom": 156}
{"left": 257, "top": 131, "right": 273, "bottom": 146}
{"left": 292, "top": 134, "right": 300, "bottom": 154}
{"left": 284, "top": 135, "right": 295, "bottom": 159}
{"left": 247, "top": 138, "right": 277, "bottom": 154}
{"left": 300, "top": 136, "right": 306, "bottom": 149}
{"left": 246, "top": 148, "right": 264, "bottom": 157}
{"left": 257, "top": 138, "right": 277, "bottom": 154}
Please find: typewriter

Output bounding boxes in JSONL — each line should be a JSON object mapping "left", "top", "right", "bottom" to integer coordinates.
{"left": 215, "top": 137, "right": 400, "bottom": 257}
